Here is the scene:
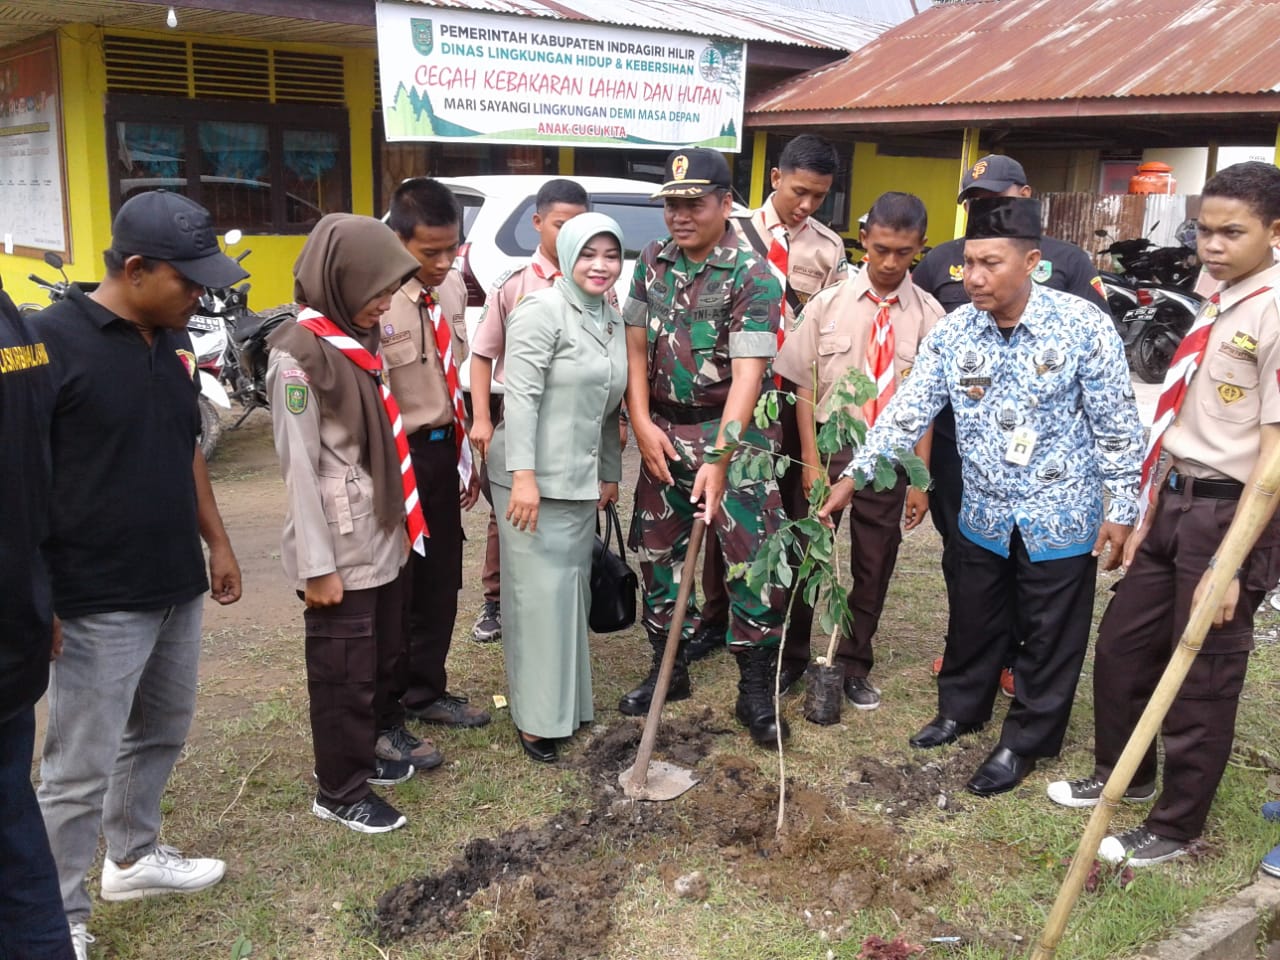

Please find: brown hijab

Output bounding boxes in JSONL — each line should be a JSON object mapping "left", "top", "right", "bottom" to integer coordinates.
{"left": 269, "top": 214, "right": 420, "bottom": 533}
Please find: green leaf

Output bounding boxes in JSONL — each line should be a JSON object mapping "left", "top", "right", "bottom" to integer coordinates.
{"left": 775, "top": 454, "right": 792, "bottom": 479}
{"left": 873, "top": 457, "right": 898, "bottom": 492}
{"left": 766, "top": 391, "right": 779, "bottom": 422}
{"left": 704, "top": 444, "right": 725, "bottom": 464}
{"left": 776, "top": 562, "right": 793, "bottom": 588}
{"left": 723, "top": 419, "right": 742, "bottom": 444}
{"left": 895, "top": 447, "right": 932, "bottom": 491}
{"left": 818, "top": 608, "right": 836, "bottom": 636}
{"left": 230, "top": 936, "right": 253, "bottom": 960}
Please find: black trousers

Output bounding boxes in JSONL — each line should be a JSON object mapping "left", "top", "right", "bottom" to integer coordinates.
{"left": 303, "top": 568, "right": 408, "bottom": 804}
{"left": 926, "top": 416, "right": 964, "bottom": 607}
{"left": 0, "top": 706, "right": 74, "bottom": 959}
{"left": 929, "top": 421, "right": 1020, "bottom": 669}
{"left": 397, "top": 428, "right": 465, "bottom": 711}
{"left": 942, "top": 529, "right": 1096, "bottom": 757}
{"left": 1093, "top": 487, "right": 1280, "bottom": 841}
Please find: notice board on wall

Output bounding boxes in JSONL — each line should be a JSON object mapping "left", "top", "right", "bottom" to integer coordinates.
{"left": 0, "top": 36, "right": 70, "bottom": 258}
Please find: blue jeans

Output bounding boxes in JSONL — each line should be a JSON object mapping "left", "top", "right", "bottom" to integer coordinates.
{"left": 38, "top": 598, "right": 204, "bottom": 923}
{"left": 0, "top": 707, "right": 74, "bottom": 959}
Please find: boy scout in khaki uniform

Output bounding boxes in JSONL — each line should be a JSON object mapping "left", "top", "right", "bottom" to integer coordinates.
{"left": 1049, "top": 161, "right": 1280, "bottom": 867}
{"left": 382, "top": 178, "right": 490, "bottom": 735}
{"left": 773, "top": 192, "right": 942, "bottom": 712}
{"left": 692, "top": 134, "right": 848, "bottom": 677}
{"left": 620, "top": 147, "right": 790, "bottom": 747}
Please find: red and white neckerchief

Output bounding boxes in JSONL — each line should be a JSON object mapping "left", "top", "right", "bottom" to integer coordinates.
{"left": 760, "top": 215, "right": 790, "bottom": 386}
{"left": 1137, "top": 286, "right": 1270, "bottom": 522}
{"left": 861, "top": 289, "right": 899, "bottom": 427}
{"left": 423, "top": 289, "right": 473, "bottom": 487}
{"left": 297, "top": 307, "right": 427, "bottom": 555}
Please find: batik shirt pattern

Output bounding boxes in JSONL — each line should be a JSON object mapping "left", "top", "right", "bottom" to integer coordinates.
{"left": 847, "top": 284, "right": 1143, "bottom": 561}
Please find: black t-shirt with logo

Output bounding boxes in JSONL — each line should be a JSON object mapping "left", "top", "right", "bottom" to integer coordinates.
{"left": 0, "top": 288, "right": 55, "bottom": 720}
{"left": 912, "top": 235, "right": 1112, "bottom": 442}
{"left": 32, "top": 287, "right": 208, "bottom": 619}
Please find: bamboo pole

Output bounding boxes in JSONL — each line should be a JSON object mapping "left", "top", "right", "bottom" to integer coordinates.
{"left": 1031, "top": 444, "right": 1280, "bottom": 960}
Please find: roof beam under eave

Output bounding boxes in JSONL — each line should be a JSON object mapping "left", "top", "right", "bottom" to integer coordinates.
{"left": 744, "top": 93, "right": 1280, "bottom": 130}
{"left": 176, "top": 0, "right": 374, "bottom": 26}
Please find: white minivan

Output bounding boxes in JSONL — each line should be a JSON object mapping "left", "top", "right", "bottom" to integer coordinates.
{"left": 435, "top": 175, "right": 706, "bottom": 391}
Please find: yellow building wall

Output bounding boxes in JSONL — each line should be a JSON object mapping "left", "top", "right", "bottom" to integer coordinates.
{"left": 2, "top": 27, "right": 378, "bottom": 311}
{"left": 848, "top": 141, "right": 964, "bottom": 247}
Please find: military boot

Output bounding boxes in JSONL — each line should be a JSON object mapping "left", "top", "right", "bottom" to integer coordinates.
{"left": 618, "top": 635, "right": 691, "bottom": 716}
{"left": 735, "top": 646, "right": 790, "bottom": 745}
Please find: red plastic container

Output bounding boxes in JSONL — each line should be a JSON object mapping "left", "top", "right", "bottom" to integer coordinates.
{"left": 1129, "top": 161, "right": 1176, "bottom": 195}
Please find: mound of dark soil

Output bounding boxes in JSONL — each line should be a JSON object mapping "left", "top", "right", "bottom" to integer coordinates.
{"left": 842, "top": 740, "right": 992, "bottom": 817}
{"left": 375, "top": 716, "right": 982, "bottom": 959}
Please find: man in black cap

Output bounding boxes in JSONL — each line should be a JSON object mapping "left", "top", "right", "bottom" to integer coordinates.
{"left": 620, "top": 147, "right": 791, "bottom": 746}
{"left": 0, "top": 276, "right": 73, "bottom": 958}
{"left": 32, "top": 191, "right": 244, "bottom": 956}
{"left": 913, "top": 155, "right": 1111, "bottom": 698}
{"left": 821, "top": 196, "right": 1143, "bottom": 796}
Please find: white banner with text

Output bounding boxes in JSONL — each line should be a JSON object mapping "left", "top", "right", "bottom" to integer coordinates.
{"left": 375, "top": 3, "right": 745, "bottom": 151}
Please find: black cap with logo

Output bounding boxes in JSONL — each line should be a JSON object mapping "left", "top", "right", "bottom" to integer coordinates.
{"left": 651, "top": 147, "right": 732, "bottom": 199}
{"left": 110, "top": 190, "right": 249, "bottom": 289}
{"left": 957, "top": 155, "right": 1028, "bottom": 202}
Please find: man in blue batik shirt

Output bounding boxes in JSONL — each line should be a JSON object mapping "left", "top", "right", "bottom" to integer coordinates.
{"left": 821, "top": 196, "right": 1143, "bottom": 798}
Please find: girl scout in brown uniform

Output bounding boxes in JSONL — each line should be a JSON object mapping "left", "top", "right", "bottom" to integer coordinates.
{"left": 267, "top": 215, "right": 425, "bottom": 835}
{"left": 1049, "top": 162, "right": 1280, "bottom": 866}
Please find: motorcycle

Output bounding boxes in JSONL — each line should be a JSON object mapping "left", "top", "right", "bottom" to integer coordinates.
{"left": 186, "top": 231, "right": 297, "bottom": 444}
{"left": 24, "top": 248, "right": 231, "bottom": 461}
{"left": 19, "top": 250, "right": 98, "bottom": 315}
{"left": 1095, "top": 223, "right": 1203, "bottom": 383}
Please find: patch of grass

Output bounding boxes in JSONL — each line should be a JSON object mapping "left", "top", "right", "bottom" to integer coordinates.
{"left": 61, "top": 438, "right": 1280, "bottom": 958}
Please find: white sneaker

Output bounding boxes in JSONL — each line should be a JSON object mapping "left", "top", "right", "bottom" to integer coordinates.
{"left": 100, "top": 844, "right": 226, "bottom": 901}
{"left": 69, "top": 921, "right": 95, "bottom": 960}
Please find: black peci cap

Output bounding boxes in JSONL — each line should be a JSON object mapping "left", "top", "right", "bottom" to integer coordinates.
{"left": 111, "top": 190, "right": 248, "bottom": 289}
{"left": 965, "top": 196, "right": 1042, "bottom": 241}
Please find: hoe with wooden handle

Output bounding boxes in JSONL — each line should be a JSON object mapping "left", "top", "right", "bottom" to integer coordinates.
{"left": 1032, "top": 441, "right": 1280, "bottom": 960}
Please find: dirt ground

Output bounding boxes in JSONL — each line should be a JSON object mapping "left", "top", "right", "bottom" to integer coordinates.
{"left": 376, "top": 711, "right": 997, "bottom": 959}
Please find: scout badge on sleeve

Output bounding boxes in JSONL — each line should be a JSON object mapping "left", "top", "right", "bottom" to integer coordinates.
{"left": 285, "top": 382, "right": 308, "bottom": 414}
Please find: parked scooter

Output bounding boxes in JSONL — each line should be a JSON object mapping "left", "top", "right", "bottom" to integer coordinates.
{"left": 187, "top": 230, "right": 297, "bottom": 443}
{"left": 1095, "top": 223, "right": 1203, "bottom": 383}
{"left": 19, "top": 250, "right": 98, "bottom": 315}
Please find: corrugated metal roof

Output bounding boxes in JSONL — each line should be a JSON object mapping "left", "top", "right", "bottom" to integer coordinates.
{"left": 748, "top": 0, "right": 1280, "bottom": 114}
{"left": 394, "top": 0, "right": 889, "bottom": 51}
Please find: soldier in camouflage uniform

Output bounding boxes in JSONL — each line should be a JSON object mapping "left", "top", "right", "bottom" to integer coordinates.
{"left": 619, "top": 147, "right": 790, "bottom": 745}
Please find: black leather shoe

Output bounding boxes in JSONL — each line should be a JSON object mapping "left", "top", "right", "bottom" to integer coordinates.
{"left": 908, "top": 715, "right": 984, "bottom": 749}
{"left": 516, "top": 729, "right": 557, "bottom": 763}
{"left": 685, "top": 621, "right": 727, "bottom": 662}
{"left": 965, "top": 745, "right": 1036, "bottom": 796}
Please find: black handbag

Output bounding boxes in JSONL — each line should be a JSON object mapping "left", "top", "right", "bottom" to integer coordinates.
{"left": 589, "top": 502, "right": 638, "bottom": 633}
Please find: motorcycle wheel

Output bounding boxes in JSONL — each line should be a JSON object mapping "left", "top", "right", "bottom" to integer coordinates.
{"left": 198, "top": 394, "right": 223, "bottom": 462}
{"left": 1130, "top": 323, "right": 1174, "bottom": 384}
